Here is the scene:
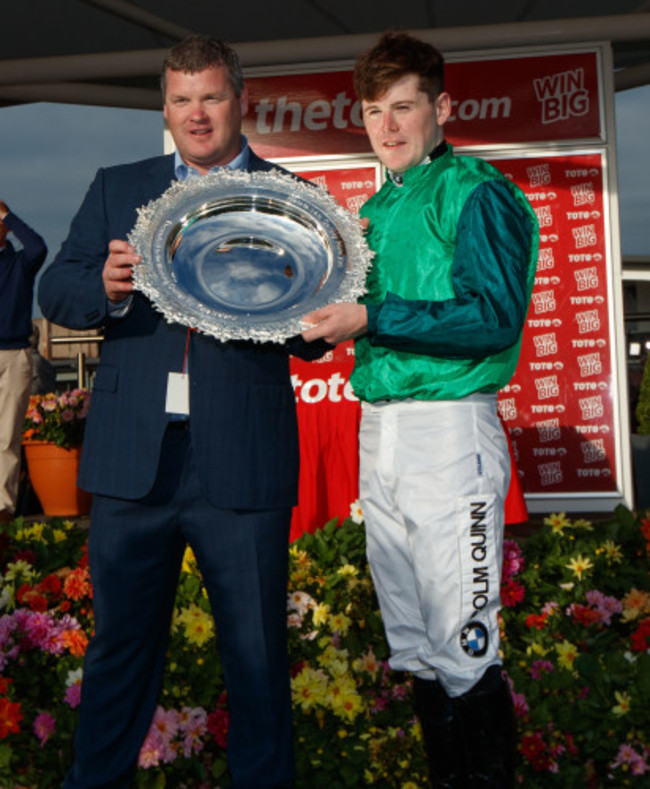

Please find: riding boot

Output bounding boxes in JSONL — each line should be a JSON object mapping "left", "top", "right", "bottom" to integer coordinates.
{"left": 453, "top": 665, "right": 516, "bottom": 788}
{"left": 412, "top": 676, "right": 468, "bottom": 788}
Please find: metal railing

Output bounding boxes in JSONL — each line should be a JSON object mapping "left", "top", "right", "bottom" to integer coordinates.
{"left": 49, "top": 334, "right": 104, "bottom": 389}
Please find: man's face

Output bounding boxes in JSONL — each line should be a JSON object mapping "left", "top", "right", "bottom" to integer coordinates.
{"left": 163, "top": 65, "right": 248, "bottom": 174}
{"left": 361, "top": 73, "right": 450, "bottom": 175}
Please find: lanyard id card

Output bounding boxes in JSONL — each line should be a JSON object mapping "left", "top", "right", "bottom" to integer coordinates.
{"left": 165, "top": 327, "right": 191, "bottom": 415}
{"left": 165, "top": 372, "right": 189, "bottom": 415}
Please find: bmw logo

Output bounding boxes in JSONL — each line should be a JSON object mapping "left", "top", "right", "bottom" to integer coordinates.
{"left": 460, "top": 621, "right": 489, "bottom": 657}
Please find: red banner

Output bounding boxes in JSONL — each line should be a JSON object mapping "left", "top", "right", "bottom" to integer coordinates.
{"left": 244, "top": 50, "right": 602, "bottom": 157}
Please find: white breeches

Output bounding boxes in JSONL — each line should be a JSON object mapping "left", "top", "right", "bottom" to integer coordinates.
{"left": 359, "top": 395, "right": 510, "bottom": 698}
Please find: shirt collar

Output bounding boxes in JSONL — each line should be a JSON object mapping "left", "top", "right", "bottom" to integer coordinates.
{"left": 389, "top": 140, "right": 448, "bottom": 187}
{"left": 174, "top": 134, "right": 250, "bottom": 181}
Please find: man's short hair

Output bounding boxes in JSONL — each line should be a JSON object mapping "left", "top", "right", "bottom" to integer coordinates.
{"left": 353, "top": 32, "right": 445, "bottom": 103}
{"left": 161, "top": 35, "right": 244, "bottom": 98}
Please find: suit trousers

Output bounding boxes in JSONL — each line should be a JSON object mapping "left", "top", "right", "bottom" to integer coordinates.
{"left": 64, "top": 425, "right": 295, "bottom": 789}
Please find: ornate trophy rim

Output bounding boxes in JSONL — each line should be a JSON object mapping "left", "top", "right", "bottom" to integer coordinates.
{"left": 129, "top": 168, "right": 372, "bottom": 343}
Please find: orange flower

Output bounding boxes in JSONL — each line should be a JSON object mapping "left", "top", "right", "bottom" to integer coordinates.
{"left": 0, "top": 697, "right": 23, "bottom": 739}
{"left": 62, "top": 628, "right": 89, "bottom": 658}
{"left": 63, "top": 567, "right": 92, "bottom": 601}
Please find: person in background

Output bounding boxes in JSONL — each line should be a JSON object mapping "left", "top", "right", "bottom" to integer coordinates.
{"left": 38, "top": 35, "right": 327, "bottom": 789}
{"left": 0, "top": 199, "right": 47, "bottom": 526}
{"left": 303, "top": 32, "right": 539, "bottom": 787}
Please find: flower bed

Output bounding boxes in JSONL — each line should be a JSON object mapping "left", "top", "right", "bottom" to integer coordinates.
{"left": 0, "top": 506, "right": 648, "bottom": 787}
{"left": 22, "top": 389, "right": 90, "bottom": 449}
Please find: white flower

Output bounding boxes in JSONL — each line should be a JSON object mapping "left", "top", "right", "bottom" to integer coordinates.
{"left": 287, "top": 590, "right": 315, "bottom": 616}
{"left": 349, "top": 500, "right": 364, "bottom": 524}
{"left": 66, "top": 667, "right": 83, "bottom": 687}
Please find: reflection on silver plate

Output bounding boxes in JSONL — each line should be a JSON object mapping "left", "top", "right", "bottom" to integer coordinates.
{"left": 129, "top": 168, "right": 372, "bottom": 343}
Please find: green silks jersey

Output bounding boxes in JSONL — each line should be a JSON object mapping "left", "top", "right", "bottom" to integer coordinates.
{"left": 351, "top": 144, "right": 539, "bottom": 403}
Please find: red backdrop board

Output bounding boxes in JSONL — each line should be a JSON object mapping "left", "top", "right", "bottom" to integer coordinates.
{"left": 244, "top": 50, "right": 603, "bottom": 158}
{"left": 492, "top": 152, "right": 617, "bottom": 495}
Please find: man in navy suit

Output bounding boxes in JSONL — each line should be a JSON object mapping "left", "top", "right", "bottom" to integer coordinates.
{"left": 39, "top": 35, "right": 327, "bottom": 789}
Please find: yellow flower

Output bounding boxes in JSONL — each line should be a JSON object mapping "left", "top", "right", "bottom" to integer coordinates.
{"left": 328, "top": 675, "right": 364, "bottom": 722}
{"left": 526, "top": 641, "right": 550, "bottom": 658}
{"left": 556, "top": 639, "right": 579, "bottom": 670}
{"left": 328, "top": 611, "right": 352, "bottom": 636}
{"left": 291, "top": 666, "right": 329, "bottom": 711}
{"left": 544, "top": 512, "right": 571, "bottom": 534}
{"left": 289, "top": 545, "right": 312, "bottom": 569}
{"left": 612, "top": 690, "right": 631, "bottom": 716}
{"left": 598, "top": 540, "right": 623, "bottom": 564}
{"left": 338, "top": 563, "right": 359, "bottom": 578}
{"left": 572, "top": 518, "right": 594, "bottom": 531}
{"left": 402, "top": 783, "right": 420, "bottom": 789}
{"left": 175, "top": 603, "right": 215, "bottom": 646}
{"left": 312, "top": 602, "right": 330, "bottom": 627}
{"left": 16, "top": 522, "right": 45, "bottom": 542}
{"left": 318, "top": 644, "right": 349, "bottom": 677}
{"left": 52, "top": 529, "right": 67, "bottom": 543}
{"left": 565, "top": 554, "right": 594, "bottom": 580}
{"left": 4, "top": 559, "right": 35, "bottom": 583}
{"left": 181, "top": 546, "right": 198, "bottom": 575}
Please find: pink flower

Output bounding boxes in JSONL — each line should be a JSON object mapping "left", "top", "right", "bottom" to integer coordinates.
{"left": 64, "top": 682, "right": 82, "bottom": 709}
{"left": 138, "top": 727, "right": 165, "bottom": 768}
{"left": 530, "top": 660, "right": 554, "bottom": 680}
{"left": 611, "top": 743, "right": 648, "bottom": 775}
{"left": 179, "top": 706, "right": 207, "bottom": 758}
{"left": 585, "top": 589, "right": 622, "bottom": 625}
{"left": 152, "top": 706, "right": 180, "bottom": 741}
{"left": 502, "top": 539, "right": 524, "bottom": 580}
{"left": 33, "top": 711, "right": 56, "bottom": 746}
{"left": 511, "top": 690, "right": 529, "bottom": 718}
{"left": 60, "top": 409, "right": 75, "bottom": 422}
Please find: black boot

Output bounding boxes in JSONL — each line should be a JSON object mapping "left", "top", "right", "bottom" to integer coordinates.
{"left": 412, "top": 676, "right": 468, "bottom": 788}
{"left": 453, "top": 665, "right": 516, "bottom": 788}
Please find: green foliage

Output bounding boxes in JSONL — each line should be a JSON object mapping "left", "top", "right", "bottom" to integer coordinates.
{"left": 635, "top": 355, "right": 650, "bottom": 434}
{"left": 500, "top": 507, "right": 650, "bottom": 785}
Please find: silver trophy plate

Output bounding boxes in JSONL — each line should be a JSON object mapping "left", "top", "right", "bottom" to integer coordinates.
{"left": 129, "top": 168, "right": 372, "bottom": 343}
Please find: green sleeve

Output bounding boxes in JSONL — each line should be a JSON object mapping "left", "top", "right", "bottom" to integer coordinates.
{"left": 367, "top": 180, "right": 537, "bottom": 359}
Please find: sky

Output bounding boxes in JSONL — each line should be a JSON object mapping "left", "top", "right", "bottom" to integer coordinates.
{"left": 0, "top": 84, "right": 648, "bottom": 319}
